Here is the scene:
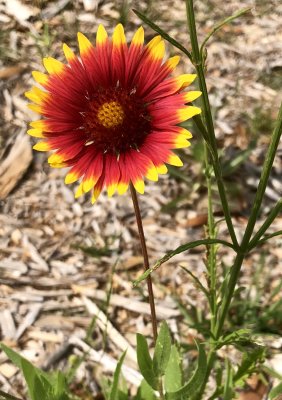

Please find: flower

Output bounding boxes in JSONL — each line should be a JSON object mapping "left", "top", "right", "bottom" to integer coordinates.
{"left": 25, "top": 24, "right": 201, "bottom": 203}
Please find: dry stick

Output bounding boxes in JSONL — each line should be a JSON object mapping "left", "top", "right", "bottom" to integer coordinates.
{"left": 129, "top": 182, "right": 158, "bottom": 344}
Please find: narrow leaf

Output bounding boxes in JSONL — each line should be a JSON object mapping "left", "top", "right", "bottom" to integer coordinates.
{"left": 1, "top": 344, "right": 50, "bottom": 383}
{"left": 253, "top": 230, "right": 282, "bottom": 249}
{"left": 223, "top": 360, "right": 234, "bottom": 400}
{"left": 179, "top": 265, "right": 209, "bottom": 298}
{"left": 153, "top": 322, "right": 171, "bottom": 377}
{"left": 21, "top": 358, "right": 49, "bottom": 400}
{"left": 164, "top": 345, "right": 182, "bottom": 392}
{"left": 233, "top": 347, "right": 265, "bottom": 383}
{"left": 132, "top": 9, "right": 192, "bottom": 61}
{"left": 136, "top": 334, "right": 158, "bottom": 390}
{"left": 133, "top": 239, "right": 234, "bottom": 286}
{"left": 269, "top": 382, "right": 282, "bottom": 400}
{"left": 165, "top": 343, "right": 207, "bottom": 400}
{"left": 109, "top": 351, "right": 127, "bottom": 400}
{"left": 200, "top": 7, "right": 252, "bottom": 54}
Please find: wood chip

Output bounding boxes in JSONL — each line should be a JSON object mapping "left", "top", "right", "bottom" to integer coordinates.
{"left": 0, "top": 131, "right": 32, "bottom": 200}
{"left": 15, "top": 304, "right": 42, "bottom": 341}
{"left": 83, "top": 296, "right": 137, "bottom": 366}
{"left": 70, "top": 336, "right": 143, "bottom": 386}
{"left": 0, "top": 310, "right": 16, "bottom": 339}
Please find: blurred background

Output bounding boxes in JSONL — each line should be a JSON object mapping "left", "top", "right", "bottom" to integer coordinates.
{"left": 0, "top": 0, "right": 281, "bottom": 398}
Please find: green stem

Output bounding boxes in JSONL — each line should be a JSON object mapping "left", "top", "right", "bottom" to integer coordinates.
{"left": 204, "top": 144, "right": 217, "bottom": 335}
{"left": 185, "top": 1, "right": 282, "bottom": 397}
{"left": 186, "top": 0, "right": 239, "bottom": 249}
{"left": 200, "top": 101, "right": 282, "bottom": 397}
{"left": 215, "top": 100, "right": 282, "bottom": 337}
{"left": 248, "top": 198, "right": 282, "bottom": 250}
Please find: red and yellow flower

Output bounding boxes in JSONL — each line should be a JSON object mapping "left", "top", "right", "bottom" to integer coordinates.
{"left": 25, "top": 24, "right": 201, "bottom": 203}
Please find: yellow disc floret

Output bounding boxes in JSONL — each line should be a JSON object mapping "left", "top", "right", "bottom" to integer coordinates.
{"left": 97, "top": 101, "right": 124, "bottom": 128}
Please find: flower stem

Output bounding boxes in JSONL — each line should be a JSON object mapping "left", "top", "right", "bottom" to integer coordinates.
{"left": 129, "top": 183, "right": 158, "bottom": 344}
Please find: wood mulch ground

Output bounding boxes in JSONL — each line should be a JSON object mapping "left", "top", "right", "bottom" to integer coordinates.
{"left": 0, "top": 0, "right": 281, "bottom": 398}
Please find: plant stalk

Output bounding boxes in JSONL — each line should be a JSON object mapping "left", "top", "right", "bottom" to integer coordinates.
{"left": 185, "top": 1, "right": 282, "bottom": 397}
{"left": 129, "top": 183, "right": 158, "bottom": 344}
{"left": 185, "top": 0, "right": 239, "bottom": 250}
{"left": 199, "top": 101, "right": 282, "bottom": 398}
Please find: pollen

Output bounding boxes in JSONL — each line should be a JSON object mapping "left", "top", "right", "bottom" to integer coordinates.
{"left": 97, "top": 101, "right": 124, "bottom": 128}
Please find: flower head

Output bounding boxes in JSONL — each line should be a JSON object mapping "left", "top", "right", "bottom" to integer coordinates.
{"left": 26, "top": 24, "right": 201, "bottom": 203}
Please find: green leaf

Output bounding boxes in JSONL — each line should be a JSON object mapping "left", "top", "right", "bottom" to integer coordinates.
{"left": 1, "top": 344, "right": 50, "bottom": 382}
{"left": 222, "top": 360, "right": 235, "bottom": 400}
{"left": 132, "top": 9, "right": 192, "bottom": 61}
{"left": 233, "top": 346, "right": 265, "bottom": 384}
{"left": 21, "top": 358, "right": 51, "bottom": 400}
{"left": 52, "top": 371, "right": 69, "bottom": 400}
{"left": 1, "top": 344, "right": 69, "bottom": 400}
{"left": 165, "top": 343, "right": 207, "bottom": 400}
{"left": 164, "top": 345, "right": 182, "bottom": 392}
{"left": 200, "top": 7, "right": 252, "bottom": 55}
{"left": 269, "top": 382, "right": 282, "bottom": 400}
{"left": 135, "top": 380, "right": 157, "bottom": 400}
{"left": 179, "top": 265, "right": 209, "bottom": 298}
{"left": 255, "top": 230, "right": 282, "bottom": 248}
{"left": 136, "top": 334, "right": 158, "bottom": 390}
{"left": 152, "top": 322, "right": 171, "bottom": 377}
{"left": 73, "top": 244, "right": 112, "bottom": 258}
{"left": 109, "top": 351, "right": 127, "bottom": 400}
{"left": 215, "top": 329, "right": 251, "bottom": 349}
{"left": 133, "top": 239, "right": 234, "bottom": 286}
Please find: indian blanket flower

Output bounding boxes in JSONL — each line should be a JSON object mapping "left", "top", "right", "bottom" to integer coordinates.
{"left": 25, "top": 24, "right": 201, "bottom": 203}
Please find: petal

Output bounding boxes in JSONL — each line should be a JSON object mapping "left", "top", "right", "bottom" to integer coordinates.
{"left": 27, "top": 128, "right": 44, "bottom": 138}
{"left": 63, "top": 43, "right": 76, "bottom": 62}
{"left": 112, "top": 23, "right": 126, "bottom": 47}
{"left": 43, "top": 57, "right": 65, "bottom": 75}
{"left": 77, "top": 32, "right": 93, "bottom": 56}
{"left": 96, "top": 24, "right": 108, "bottom": 46}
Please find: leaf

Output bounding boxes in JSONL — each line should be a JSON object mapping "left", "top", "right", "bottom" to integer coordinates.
{"left": 200, "top": 7, "right": 252, "bottom": 54}
{"left": 135, "top": 380, "right": 157, "bottom": 400}
{"left": 179, "top": 265, "right": 209, "bottom": 298}
{"left": 73, "top": 244, "right": 112, "bottom": 258}
{"left": 21, "top": 358, "right": 51, "bottom": 400}
{"left": 133, "top": 239, "right": 234, "bottom": 286}
{"left": 164, "top": 345, "right": 182, "bottom": 392}
{"left": 152, "top": 322, "right": 171, "bottom": 377}
{"left": 52, "top": 371, "right": 69, "bottom": 400}
{"left": 254, "top": 230, "right": 282, "bottom": 249}
{"left": 222, "top": 360, "right": 235, "bottom": 400}
{"left": 165, "top": 343, "right": 207, "bottom": 400}
{"left": 136, "top": 334, "right": 158, "bottom": 390}
{"left": 233, "top": 346, "right": 265, "bottom": 384}
{"left": 1, "top": 344, "right": 69, "bottom": 400}
{"left": 109, "top": 351, "right": 127, "bottom": 400}
{"left": 1, "top": 344, "right": 50, "bottom": 382}
{"left": 132, "top": 9, "right": 192, "bottom": 61}
{"left": 269, "top": 382, "right": 282, "bottom": 400}
{"left": 215, "top": 329, "right": 252, "bottom": 349}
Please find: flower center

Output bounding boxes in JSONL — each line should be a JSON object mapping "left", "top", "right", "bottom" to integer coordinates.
{"left": 97, "top": 101, "right": 124, "bottom": 128}
{"left": 82, "top": 87, "right": 151, "bottom": 154}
